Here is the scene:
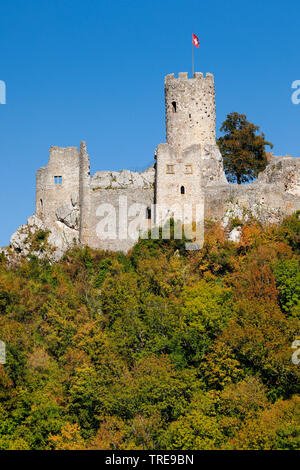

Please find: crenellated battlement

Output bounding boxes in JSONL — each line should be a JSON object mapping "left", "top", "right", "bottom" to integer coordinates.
{"left": 165, "top": 72, "right": 214, "bottom": 83}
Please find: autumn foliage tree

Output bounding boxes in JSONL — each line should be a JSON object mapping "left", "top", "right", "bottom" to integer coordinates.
{"left": 217, "top": 112, "right": 273, "bottom": 184}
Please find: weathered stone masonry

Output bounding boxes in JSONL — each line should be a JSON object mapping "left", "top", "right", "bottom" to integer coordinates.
{"left": 165, "top": 72, "right": 216, "bottom": 155}
{"left": 8, "top": 72, "right": 300, "bottom": 258}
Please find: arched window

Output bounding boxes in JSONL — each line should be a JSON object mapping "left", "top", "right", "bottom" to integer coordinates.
{"left": 146, "top": 207, "right": 151, "bottom": 220}
{"left": 181, "top": 186, "right": 185, "bottom": 195}
{"left": 172, "top": 101, "right": 177, "bottom": 113}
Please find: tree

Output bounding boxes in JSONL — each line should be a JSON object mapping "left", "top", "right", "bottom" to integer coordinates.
{"left": 49, "top": 423, "right": 85, "bottom": 450}
{"left": 160, "top": 392, "right": 222, "bottom": 450}
{"left": 217, "top": 112, "right": 273, "bottom": 184}
{"left": 272, "top": 259, "right": 300, "bottom": 317}
{"left": 227, "top": 396, "right": 300, "bottom": 450}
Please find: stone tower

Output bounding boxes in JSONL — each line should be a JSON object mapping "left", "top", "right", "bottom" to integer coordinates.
{"left": 165, "top": 72, "right": 216, "bottom": 156}
{"left": 155, "top": 72, "right": 227, "bottom": 227}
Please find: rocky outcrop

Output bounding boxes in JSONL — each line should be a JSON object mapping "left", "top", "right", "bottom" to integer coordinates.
{"left": 7, "top": 215, "right": 79, "bottom": 262}
{"left": 228, "top": 226, "right": 242, "bottom": 243}
{"left": 56, "top": 192, "right": 80, "bottom": 230}
{"left": 200, "top": 144, "right": 228, "bottom": 186}
{"left": 257, "top": 156, "right": 300, "bottom": 196}
{"left": 221, "top": 200, "right": 285, "bottom": 228}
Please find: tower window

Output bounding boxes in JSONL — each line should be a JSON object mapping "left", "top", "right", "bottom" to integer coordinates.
{"left": 171, "top": 101, "right": 177, "bottom": 113}
{"left": 185, "top": 165, "right": 193, "bottom": 174}
{"left": 181, "top": 186, "right": 185, "bottom": 195}
{"left": 166, "top": 164, "right": 175, "bottom": 174}
{"left": 54, "top": 176, "right": 62, "bottom": 185}
{"left": 146, "top": 207, "right": 151, "bottom": 220}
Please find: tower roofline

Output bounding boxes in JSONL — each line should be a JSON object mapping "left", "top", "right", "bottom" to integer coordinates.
{"left": 165, "top": 72, "right": 214, "bottom": 82}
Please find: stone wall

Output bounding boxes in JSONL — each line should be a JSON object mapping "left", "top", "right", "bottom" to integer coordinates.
{"left": 79, "top": 141, "right": 92, "bottom": 245}
{"left": 257, "top": 156, "right": 300, "bottom": 196}
{"left": 11, "top": 144, "right": 299, "bottom": 260}
{"left": 204, "top": 157, "right": 300, "bottom": 226}
{"left": 35, "top": 146, "right": 80, "bottom": 228}
{"left": 88, "top": 187, "right": 154, "bottom": 252}
{"left": 155, "top": 143, "right": 204, "bottom": 225}
{"left": 88, "top": 166, "right": 154, "bottom": 251}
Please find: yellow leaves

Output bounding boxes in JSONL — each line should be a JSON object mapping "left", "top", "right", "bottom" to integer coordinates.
{"left": 181, "top": 280, "right": 233, "bottom": 332}
{"left": 88, "top": 416, "right": 127, "bottom": 450}
{"left": 240, "top": 224, "right": 263, "bottom": 248}
{"left": 226, "top": 396, "right": 300, "bottom": 450}
{"left": 200, "top": 340, "right": 243, "bottom": 390}
{"left": 219, "top": 377, "right": 269, "bottom": 420}
{"left": 27, "top": 347, "right": 51, "bottom": 372}
{"left": 101, "top": 271, "right": 139, "bottom": 318}
{"left": 129, "top": 411, "right": 162, "bottom": 450}
{"left": 136, "top": 253, "right": 187, "bottom": 298}
{"left": 162, "top": 407, "right": 222, "bottom": 450}
{"left": 49, "top": 423, "right": 85, "bottom": 450}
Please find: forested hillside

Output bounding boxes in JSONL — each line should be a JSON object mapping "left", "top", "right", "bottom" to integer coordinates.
{"left": 0, "top": 216, "right": 299, "bottom": 450}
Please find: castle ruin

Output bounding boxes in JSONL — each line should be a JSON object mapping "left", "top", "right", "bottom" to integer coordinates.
{"left": 8, "top": 72, "right": 300, "bottom": 258}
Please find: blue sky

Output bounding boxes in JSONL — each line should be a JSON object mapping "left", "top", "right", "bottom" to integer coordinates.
{"left": 0, "top": 0, "right": 299, "bottom": 246}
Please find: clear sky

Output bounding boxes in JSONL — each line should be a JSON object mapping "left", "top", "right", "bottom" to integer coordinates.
{"left": 0, "top": 0, "right": 299, "bottom": 246}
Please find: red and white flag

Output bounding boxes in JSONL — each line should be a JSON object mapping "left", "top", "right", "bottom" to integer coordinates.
{"left": 192, "top": 33, "right": 199, "bottom": 48}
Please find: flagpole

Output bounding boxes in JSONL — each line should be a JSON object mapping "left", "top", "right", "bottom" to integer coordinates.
{"left": 192, "top": 39, "right": 194, "bottom": 76}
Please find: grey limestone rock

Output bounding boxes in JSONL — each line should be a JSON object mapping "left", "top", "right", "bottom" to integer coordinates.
{"left": 56, "top": 202, "right": 79, "bottom": 230}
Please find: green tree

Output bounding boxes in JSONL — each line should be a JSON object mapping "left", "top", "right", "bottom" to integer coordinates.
{"left": 169, "top": 281, "right": 233, "bottom": 368}
{"left": 273, "top": 259, "right": 300, "bottom": 317}
{"left": 217, "top": 112, "right": 273, "bottom": 184}
{"left": 160, "top": 392, "right": 222, "bottom": 450}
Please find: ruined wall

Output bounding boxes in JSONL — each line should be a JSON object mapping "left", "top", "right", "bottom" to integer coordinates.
{"left": 88, "top": 188, "right": 154, "bottom": 252}
{"left": 79, "top": 142, "right": 92, "bottom": 245}
{"left": 35, "top": 146, "right": 80, "bottom": 228}
{"left": 33, "top": 142, "right": 299, "bottom": 256}
{"left": 88, "top": 168, "right": 155, "bottom": 252}
{"left": 257, "top": 156, "right": 300, "bottom": 196}
{"left": 204, "top": 157, "right": 300, "bottom": 225}
{"left": 165, "top": 72, "right": 216, "bottom": 156}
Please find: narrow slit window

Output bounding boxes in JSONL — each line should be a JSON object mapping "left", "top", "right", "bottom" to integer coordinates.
{"left": 172, "top": 101, "right": 177, "bottom": 113}
{"left": 181, "top": 186, "right": 185, "bottom": 195}
{"left": 146, "top": 207, "right": 151, "bottom": 220}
